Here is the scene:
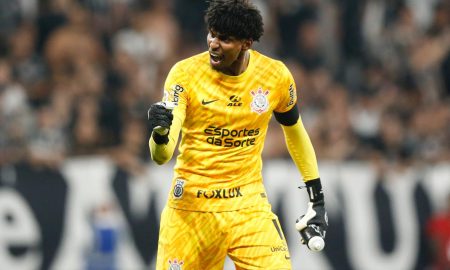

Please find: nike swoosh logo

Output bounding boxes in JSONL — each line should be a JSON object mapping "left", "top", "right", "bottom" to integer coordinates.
{"left": 202, "top": 99, "right": 218, "bottom": 105}
{"left": 285, "top": 255, "right": 291, "bottom": 260}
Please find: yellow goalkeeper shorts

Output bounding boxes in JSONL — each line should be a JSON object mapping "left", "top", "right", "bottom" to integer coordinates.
{"left": 156, "top": 203, "right": 292, "bottom": 270}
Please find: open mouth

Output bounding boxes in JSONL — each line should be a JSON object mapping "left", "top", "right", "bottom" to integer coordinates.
{"left": 209, "top": 52, "right": 223, "bottom": 65}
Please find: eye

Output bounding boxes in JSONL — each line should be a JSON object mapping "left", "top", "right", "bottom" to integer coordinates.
{"left": 218, "top": 35, "right": 231, "bottom": 43}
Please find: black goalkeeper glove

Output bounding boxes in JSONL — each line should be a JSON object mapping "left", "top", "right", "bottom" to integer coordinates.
{"left": 295, "top": 178, "right": 328, "bottom": 251}
{"left": 147, "top": 102, "right": 174, "bottom": 144}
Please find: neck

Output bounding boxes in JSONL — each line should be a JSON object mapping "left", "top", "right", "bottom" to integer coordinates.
{"left": 226, "top": 50, "right": 250, "bottom": 76}
{"left": 240, "top": 50, "right": 250, "bottom": 74}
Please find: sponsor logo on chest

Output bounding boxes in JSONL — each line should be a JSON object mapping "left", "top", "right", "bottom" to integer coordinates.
{"left": 227, "top": 95, "right": 242, "bottom": 106}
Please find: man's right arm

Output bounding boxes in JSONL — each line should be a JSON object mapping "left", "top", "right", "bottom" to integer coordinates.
{"left": 148, "top": 63, "right": 188, "bottom": 165}
{"left": 149, "top": 107, "right": 183, "bottom": 165}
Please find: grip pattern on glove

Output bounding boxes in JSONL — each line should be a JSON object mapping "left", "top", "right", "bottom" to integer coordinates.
{"left": 148, "top": 104, "right": 174, "bottom": 144}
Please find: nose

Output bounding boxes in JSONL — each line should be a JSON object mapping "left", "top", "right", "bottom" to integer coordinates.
{"left": 209, "top": 37, "right": 219, "bottom": 50}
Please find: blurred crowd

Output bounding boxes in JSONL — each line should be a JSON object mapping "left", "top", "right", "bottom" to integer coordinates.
{"left": 0, "top": 0, "right": 449, "bottom": 173}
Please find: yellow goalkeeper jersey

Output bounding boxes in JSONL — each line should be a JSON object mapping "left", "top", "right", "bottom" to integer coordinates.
{"left": 157, "top": 49, "right": 297, "bottom": 212}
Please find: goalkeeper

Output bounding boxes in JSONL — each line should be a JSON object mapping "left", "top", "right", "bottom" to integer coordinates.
{"left": 148, "top": 0, "right": 328, "bottom": 269}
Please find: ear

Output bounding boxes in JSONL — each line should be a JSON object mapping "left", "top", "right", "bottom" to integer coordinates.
{"left": 242, "top": 39, "right": 253, "bottom": 50}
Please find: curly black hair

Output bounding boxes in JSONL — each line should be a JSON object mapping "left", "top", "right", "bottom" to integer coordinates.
{"left": 205, "top": 0, "right": 264, "bottom": 41}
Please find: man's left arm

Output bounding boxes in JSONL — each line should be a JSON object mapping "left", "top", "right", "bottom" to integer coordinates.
{"left": 274, "top": 104, "right": 328, "bottom": 250}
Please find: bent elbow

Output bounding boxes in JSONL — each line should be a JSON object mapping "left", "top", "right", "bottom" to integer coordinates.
{"left": 151, "top": 153, "right": 171, "bottom": 165}
{"left": 153, "top": 157, "right": 168, "bottom": 165}
{"left": 149, "top": 138, "right": 175, "bottom": 165}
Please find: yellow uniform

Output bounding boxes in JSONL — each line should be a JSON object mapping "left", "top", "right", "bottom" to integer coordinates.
{"left": 154, "top": 50, "right": 297, "bottom": 211}
{"left": 152, "top": 50, "right": 319, "bottom": 269}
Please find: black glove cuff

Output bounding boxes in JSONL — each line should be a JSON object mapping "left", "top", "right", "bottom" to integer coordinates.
{"left": 152, "top": 132, "right": 169, "bottom": 145}
{"left": 305, "top": 178, "right": 324, "bottom": 203}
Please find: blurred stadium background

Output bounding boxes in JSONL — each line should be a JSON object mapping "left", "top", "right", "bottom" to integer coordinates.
{"left": 0, "top": 0, "right": 449, "bottom": 269}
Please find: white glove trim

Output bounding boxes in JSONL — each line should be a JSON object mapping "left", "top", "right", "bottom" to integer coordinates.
{"left": 295, "top": 202, "right": 316, "bottom": 231}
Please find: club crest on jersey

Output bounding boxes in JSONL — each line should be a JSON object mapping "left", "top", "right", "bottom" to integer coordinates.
{"left": 168, "top": 258, "right": 184, "bottom": 270}
{"left": 173, "top": 179, "right": 185, "bottom": 199}
{"left": 250, "top": 88, "right": 270, "bottom": 114}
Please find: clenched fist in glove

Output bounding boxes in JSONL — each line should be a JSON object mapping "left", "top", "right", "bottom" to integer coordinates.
{"left": 148, "top": 102, "right": 174, "bottom": 144}
{"left": 295, "top": 178, "right": 328, "bottom": 251}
